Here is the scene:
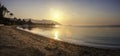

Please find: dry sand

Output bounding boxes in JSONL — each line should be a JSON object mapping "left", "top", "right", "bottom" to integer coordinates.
{"left": 0, "top": 26, "right": 120, "bottom": 56}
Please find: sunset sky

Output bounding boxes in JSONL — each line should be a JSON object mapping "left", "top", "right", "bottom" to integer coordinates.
{"left": 2, "top": 0, "right": 120, "bottom": 25}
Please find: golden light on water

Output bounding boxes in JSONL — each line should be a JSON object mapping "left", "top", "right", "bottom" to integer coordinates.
{"left": 54, "top": 30, "right": 60, "bottom": 40}
{"left": 54, "top": 25, "right": 60, "bottom": 28}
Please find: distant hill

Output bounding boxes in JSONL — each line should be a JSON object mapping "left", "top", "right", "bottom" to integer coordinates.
{"left": 25, "top": 19, "right": 61, "bottom": 25}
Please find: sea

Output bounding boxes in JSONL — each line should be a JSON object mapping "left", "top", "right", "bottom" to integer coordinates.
{"left": 17, "top": 25, "right": 120, "bottom": 49}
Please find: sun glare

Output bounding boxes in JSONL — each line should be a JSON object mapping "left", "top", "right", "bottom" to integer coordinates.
{"left": 50, "top": 8, "right": 62, "bottom": 21}
{"left": 53, "top": 11, "right": 60, "bottom": 19}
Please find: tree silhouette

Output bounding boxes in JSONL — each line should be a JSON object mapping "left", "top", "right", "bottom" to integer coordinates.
{"left": 0, "top": 3, "right": 3, "bottom": 18}
{"left": 1, "top": 6, "right": 9, "bottom": 17}
{"left": 27, "top": 19, "right": 32, "bottom": 25}
{"left": 0, "top": 3, "right": 10, "bottom": 18}
{"left": 0, "top": 3, "right": 33, "bottom": 25}
{"left": 9, "top": 13, "right": 13, "bottom": 18}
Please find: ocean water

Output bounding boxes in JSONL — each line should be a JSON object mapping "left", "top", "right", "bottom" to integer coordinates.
{"left": 17, "top": 25, "right": 120, "bottom": 49}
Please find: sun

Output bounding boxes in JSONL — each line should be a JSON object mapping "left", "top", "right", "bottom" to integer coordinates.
{"left": 53, "top": 11, "right": 60, "bottom": 19}
{"left": 50, "top": 9, "right": 62, "bottom": 21}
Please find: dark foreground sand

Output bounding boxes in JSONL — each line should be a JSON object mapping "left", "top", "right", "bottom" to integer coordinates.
{"left": 0, "top": 26, "right": 120, "bottom": 56}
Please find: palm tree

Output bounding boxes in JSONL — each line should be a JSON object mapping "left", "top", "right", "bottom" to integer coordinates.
{"left": 9, "top": 13, "right": 13, "bottom": 18}
{"left": 2, "top": 6, "right": 7, "bottom": 16}
{"left": 27, "top": 19, "right": 32, "bottom": 25}
{"left": 0, "top": 3, "right": 3, "bottom": 18}
{"left": 0, "top": 5, "right": 9, "bottom": 17}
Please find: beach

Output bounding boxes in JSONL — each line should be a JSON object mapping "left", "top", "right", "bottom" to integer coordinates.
{"left": 0, "top": 26, "right": 120, "bottom": 56}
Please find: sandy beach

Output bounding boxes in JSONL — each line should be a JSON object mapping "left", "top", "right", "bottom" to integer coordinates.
{"left": 0, "top": 26, "right": 120, "bottom": 56}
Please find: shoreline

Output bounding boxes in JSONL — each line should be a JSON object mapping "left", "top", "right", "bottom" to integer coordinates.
{"left": 0, "top": 26, "right": 120, "bottom": 56}
{"left": 17, "top": 26, "right": 120, "bottom": 49}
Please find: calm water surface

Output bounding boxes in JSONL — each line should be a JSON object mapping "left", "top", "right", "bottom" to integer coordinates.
{"left": 17, "top": 25, "right": 120, "bottom": 48}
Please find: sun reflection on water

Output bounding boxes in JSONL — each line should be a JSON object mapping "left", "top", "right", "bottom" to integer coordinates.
{"left": 54, "top": 30, "right": 60, "bottom": 40}
{"left": 54, "top": 25, "right": 60, "bottom": 28}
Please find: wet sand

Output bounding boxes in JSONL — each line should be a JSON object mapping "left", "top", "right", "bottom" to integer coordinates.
{"left": 0, "top": 26, "right": 120, "bottom": 56}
